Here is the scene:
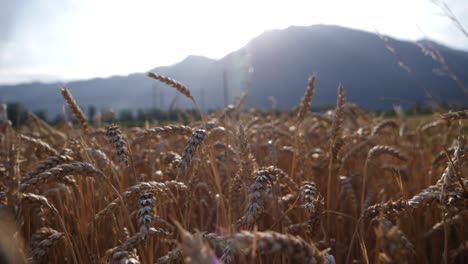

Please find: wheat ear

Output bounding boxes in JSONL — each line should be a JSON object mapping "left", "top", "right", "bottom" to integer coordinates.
{"left": 23, "top": 153, "right": 74, "bottom": 182}
{"left": 30, "top": 230, "right": 64, "bottom": 264}
{"left": 147, "top": 73, "right": 194, "bottom": 101}
{"left": 147, "top": 72, "right": 207, "bottom": 124}
{"left": 360, "top": 145, "right": 408, "bottom": 212}
{"left": 19, "top": 134, "right": 59, "bottom": 157}
{"left": 231, "top": 231, "right": 333, "bottom": 263}
{"left": 106, "top": 124, "right": 130, "bottom": 166}
{"left": 241, "top": 167, "right": 279, "bottom": 229}
{"left": 326, "top": 84, "right": 346, "bottom": 229}
{"left": 138, "top": 125, "right": 193, "bottom": 139}
{"left": 371, "top": 120, "right": 399, "bottom": 137}
{"left": 60, "top": 87, "right": 88, "bottom": 135}
{"left": 296, "top": 75, "right": 316, "bottom": 124}
{"left": 107, "top": 228, "right": 171, "bottom": 263}
{"left": 94, "top": 181, "right": 187, "bottom": 221}
{"left": 301, "top": 181, "right": 324, "bottom": 238}
{"left": 177, "top": 129, "right": 206, "bottom": 178}
{"left": 20, "top": 162, "right": 106, "bottom": 192}
{"left": 440, "top": 109, "right": 468, "bottom": 122}
{"left": 176, "top": 223, "right": 216, "bottom": 264}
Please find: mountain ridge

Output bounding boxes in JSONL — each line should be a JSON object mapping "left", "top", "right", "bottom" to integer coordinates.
{"left": 1, "top": 24, "right": 467, "bottom": 117}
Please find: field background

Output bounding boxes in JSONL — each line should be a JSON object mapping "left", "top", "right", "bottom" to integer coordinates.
{"left": 0, "top": 80, "right": 467, "bottom": 263}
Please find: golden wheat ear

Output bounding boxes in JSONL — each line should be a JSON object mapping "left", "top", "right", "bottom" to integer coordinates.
{"left": 296, "top": 75, "right": 316, "bottom": 124}
{"left": 146, "top": 73, "right": 194, "bottom": 101}
{"left": 60, "top": 87, "right": 88, "bottom": 135}
{"left": 147, "top": 72, "right": 206, "bottom": 124}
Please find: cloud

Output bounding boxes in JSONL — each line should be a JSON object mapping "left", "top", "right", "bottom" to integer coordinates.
{"left": 0, "top": 1, "right": 77, "bottom": 68}
{"left": 0, "top": 0, "right": 22, "bottom": 42}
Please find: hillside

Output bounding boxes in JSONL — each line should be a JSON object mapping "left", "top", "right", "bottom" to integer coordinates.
{"left": 1, "top": 25, "right": 467, "bottom": 117}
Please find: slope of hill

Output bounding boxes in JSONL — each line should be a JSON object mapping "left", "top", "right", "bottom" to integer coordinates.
{"left": 1, "top": 25, "right": 467, "bottom": 117}
{"left": 244, "top": 25, "right": 468, "bottom": 109}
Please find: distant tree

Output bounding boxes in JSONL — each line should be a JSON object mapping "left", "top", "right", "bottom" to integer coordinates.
{"left": 33, "top": 110, "right": 48, "bottom": 123}
{"left": 406, "top": 103, "right": 433, "bottom": 116}
{"left": 167, "top": 110, "right": 179, "bottom": 121}
{"left": 150, "top": 108, "right": 166, "bottom": 122}
{"left": 88, "top": 106, "right": 96, "bottom": 124}
{"left": 7, "top": 102, "right": 28, "bottom": 127}
{"left": 135, "top": 108, "right": 168, "bottom": 122}
{"left": 118, "top": 109, "right": 134, "bottom": 122}
{"left": 101, "top": 110, "right": 116, "bottom": 123}
{"left": 137, "top": 109, "right": 148, "bottom": 122}
{"left": 52, "top": 113, "right": 65, "bottom": 125}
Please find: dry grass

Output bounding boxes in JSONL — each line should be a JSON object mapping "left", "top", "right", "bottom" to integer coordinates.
{"left": 0, "top": 75, "right": 467, "bottom": 264}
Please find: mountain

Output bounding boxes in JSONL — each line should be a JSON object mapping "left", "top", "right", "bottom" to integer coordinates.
{"left": 1, "top": 25, "right": 467, "bottom": 118}
{"left": 245, "top": 26, "right": 468, "bottom": 109}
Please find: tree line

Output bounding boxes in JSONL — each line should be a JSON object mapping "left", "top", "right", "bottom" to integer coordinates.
{"left": 3, "top": 101, "right": 466, "bottom": 127}
{"left": 3, "top": 102, "right": 203, "bottom": 127}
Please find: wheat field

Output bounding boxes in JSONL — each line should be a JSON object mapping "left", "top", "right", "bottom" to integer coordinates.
{"left": 0, "top": 74, "right": 467, "bottom": 264}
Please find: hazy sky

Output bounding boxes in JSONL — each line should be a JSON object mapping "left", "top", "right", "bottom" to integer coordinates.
{"left": 0, "top": 0, "right": 467, "bottom": 84}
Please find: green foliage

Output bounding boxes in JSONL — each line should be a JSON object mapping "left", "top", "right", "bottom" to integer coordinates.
{"left": 5, "top": 102, "right": 466, "bottom": 127}
{"left": 33, "top": 110, "right": 48, "bottom": 123}
{"left": 6, "top": 102, "right": 28, "bottom": 127}
{"left": 118, "top": 109, "right": 135, "bottom": 122}
{"left": 88, "top": 106, "right": 96, "bottom": 123}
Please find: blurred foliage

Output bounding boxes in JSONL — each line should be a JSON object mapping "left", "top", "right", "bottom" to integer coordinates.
{"left": 6, "top": 102, "right": 28, "bottom": 127}
{"left": 3, "top": 102, "right": 466, "bottom": 127}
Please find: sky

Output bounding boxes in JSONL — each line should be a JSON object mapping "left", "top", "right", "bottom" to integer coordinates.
{"left": 0, "top": 0, "right": 467, "bottom": 85}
